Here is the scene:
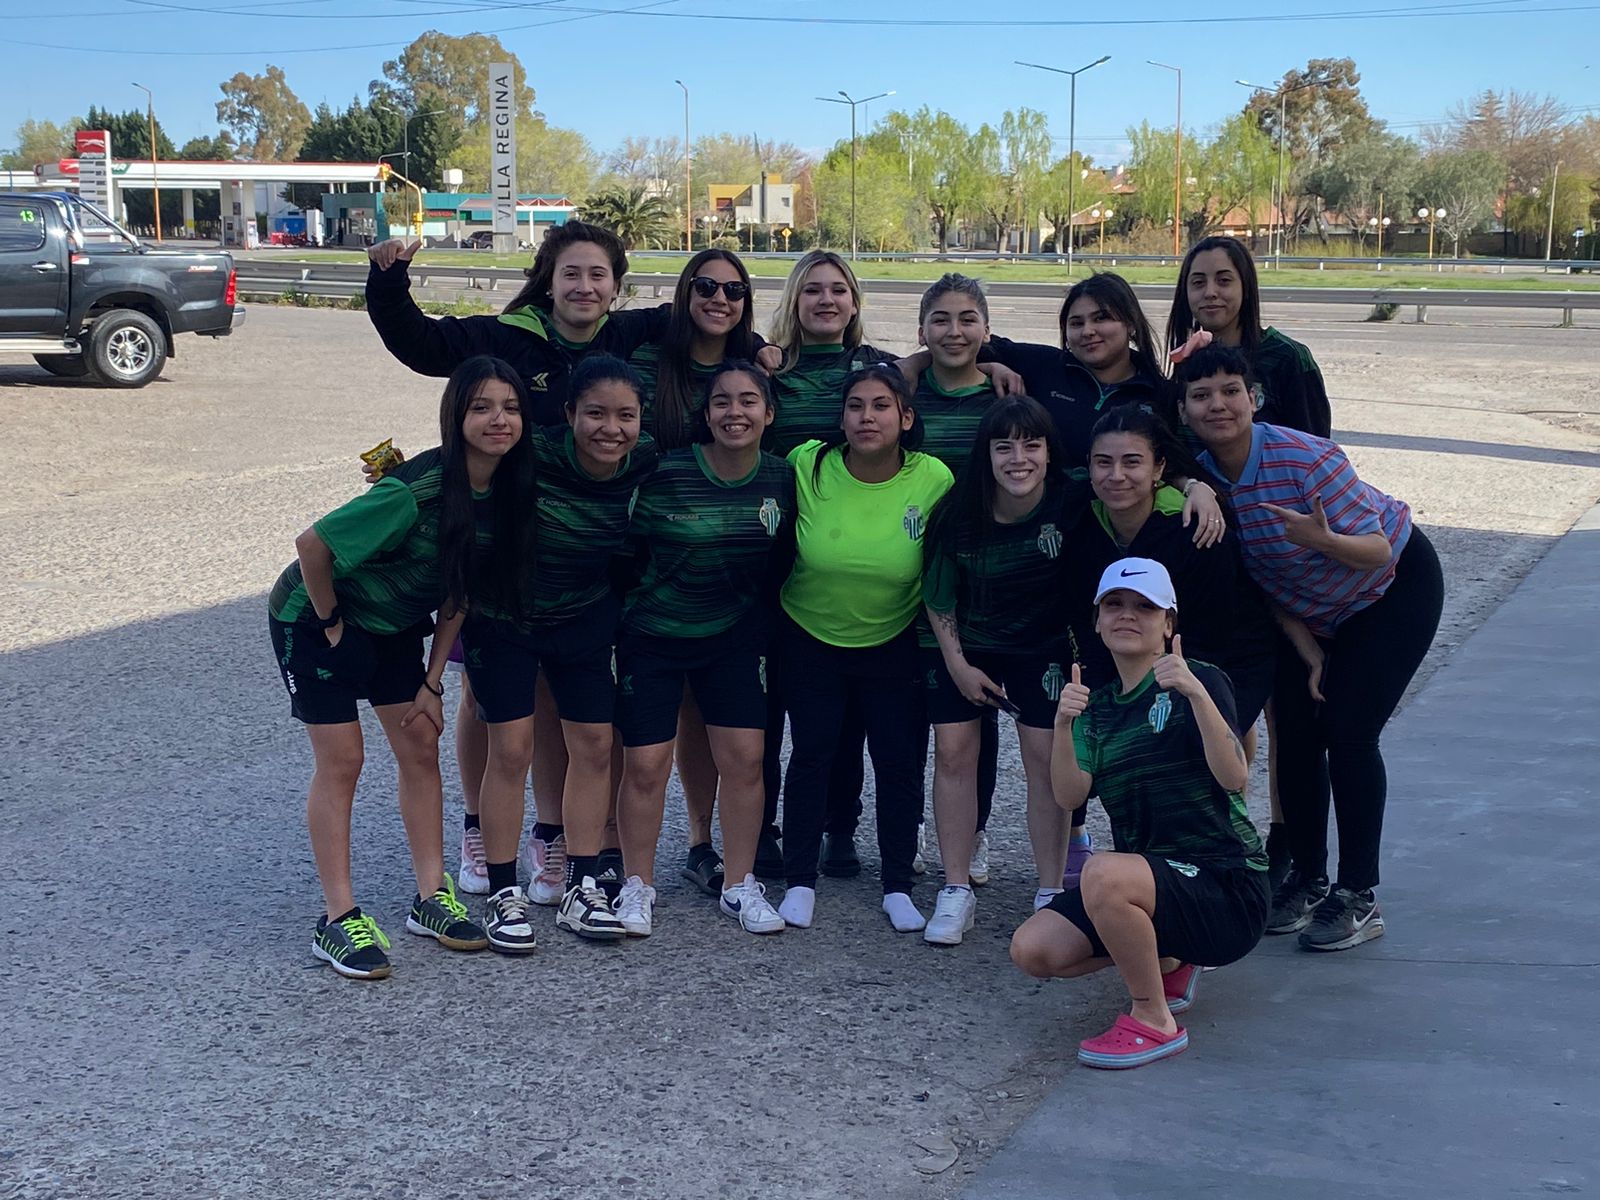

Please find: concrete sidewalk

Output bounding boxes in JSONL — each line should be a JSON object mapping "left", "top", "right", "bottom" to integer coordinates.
{"left": 961, "top": 505, "right": 1600, "bottom": 1200}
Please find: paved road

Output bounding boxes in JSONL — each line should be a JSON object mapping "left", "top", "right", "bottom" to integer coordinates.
{"left": 1, "top": 303, "right": 1598, "bottom": 1198}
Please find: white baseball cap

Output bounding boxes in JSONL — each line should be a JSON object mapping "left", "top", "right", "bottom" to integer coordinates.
{"left": 1094, "top": 557, "right": 1178, "bottom": 611}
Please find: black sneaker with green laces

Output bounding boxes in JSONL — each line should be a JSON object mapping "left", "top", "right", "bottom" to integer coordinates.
{"left": 313, "top": 909, "right": 393, "bottom": 980}
{"left": 406, "top": 875, "right": 489, "bottom": 951}
{"left": 1299, "top": 886, "right": 1385, "bottom": 952}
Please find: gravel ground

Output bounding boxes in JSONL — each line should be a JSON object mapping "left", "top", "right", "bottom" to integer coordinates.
{"left": 2, "top": 296, "right": 1597, "bottom": 1200}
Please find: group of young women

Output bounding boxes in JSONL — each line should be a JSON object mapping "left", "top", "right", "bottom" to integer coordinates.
{"left": 268, "top": 225, "right": 1442, "bottom": 1070}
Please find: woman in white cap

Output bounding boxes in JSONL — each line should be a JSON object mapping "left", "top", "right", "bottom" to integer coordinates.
{"left": 1010, "top": 557, "right": 1271, "bottom": 1070}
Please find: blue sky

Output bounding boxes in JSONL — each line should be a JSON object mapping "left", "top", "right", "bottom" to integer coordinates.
{"left": 2, "top": 0, "right": 1597, "bottom": 166}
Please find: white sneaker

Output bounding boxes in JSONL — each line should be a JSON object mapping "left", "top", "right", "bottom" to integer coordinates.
{"left": 970, "top": 831, "right": 991, "bottom": 886}
{"left": 615, "top": 875, "right": 656, "bottom": 937}
{"left": 912, "top": 823, "right": 928, "bottom": 875}
{"left": 1034, "top": 887, "right": 1065, "bottom": 912}
{"left": 485, "top": 886, "right": 538, "bottom": 955}
{"left": 924, "top": 885, "right": 976, "bottom": 946}
{"left": 457, "top": 826, "right": 490, "bottom": 895}
{"left": 721, "top": 873, "right": 785, "bottom": 935}
{"left": 524, "top": 832, "right": 567, "bottom": 906}
{"left": 556, "top": 876, "right": 625, "bottom": 941}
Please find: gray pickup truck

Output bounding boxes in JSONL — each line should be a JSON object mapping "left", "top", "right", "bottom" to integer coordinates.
{"left": 0, "top": 191, "right": 244, "bottom": 387}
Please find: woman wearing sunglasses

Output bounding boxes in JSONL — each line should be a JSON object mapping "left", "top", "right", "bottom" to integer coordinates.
{"left": 623, "top": 250, "right": 766, "bottom": 899}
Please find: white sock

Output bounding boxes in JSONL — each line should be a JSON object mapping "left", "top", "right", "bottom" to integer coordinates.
{"left": 1034, "top": 887, "right": 1065, "bottom": 911}
{"left": 882, "top": 892, "right": 926, "bottom": 932}
{"left": 778, "top": 886, "right": 815, "bottom": 928}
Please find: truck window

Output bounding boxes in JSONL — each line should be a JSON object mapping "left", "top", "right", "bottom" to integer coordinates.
{"left": 0, "top": 201, "right": 48, "bottom": 252}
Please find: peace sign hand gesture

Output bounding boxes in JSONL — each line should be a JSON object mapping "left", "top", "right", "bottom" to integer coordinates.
{"left": 1054, "top": 662, "right": 1092, "bottom": 726}
{"left": 368, "top": 237, "right": 423, "bottom": 271}
{"left": 1260, "top": 495, "right": 1334, "bottom": 553}
{"left": 1153, "top": 635, "right": 1202, "bottom": 699}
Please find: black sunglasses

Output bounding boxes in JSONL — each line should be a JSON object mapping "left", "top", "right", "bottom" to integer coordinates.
{"left": 690, "top": 276, "right": 751, "bottom": 302}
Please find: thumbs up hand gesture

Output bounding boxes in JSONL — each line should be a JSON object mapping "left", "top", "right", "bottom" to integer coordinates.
{"left": 1154, "top": 634, "right": 1202, "bottom": 699}
{"left": 1055, "top": 662, "right": 1093, "bottom": 726}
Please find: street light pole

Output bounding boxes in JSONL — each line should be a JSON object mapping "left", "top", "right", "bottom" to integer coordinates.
{"left": 817, "top": 88, "right": 893, "bottom": 259}
{"left": 132, "top": 82, "right": 161, "bottom": 242}
{"left": 1238, "top": 75, "right": 1334, "bottom": 267}
{"left": 1545, "top": 162, "right": 1561, "bottom": 264}
{"left": 1017, "top": 55, "right": 1110, "bottom": 276}
{"left": 1147, "top": 61, "right": 1182, "bottom": 257}
{"left": 675, "top": 80, "right": 691, "bottom": 251}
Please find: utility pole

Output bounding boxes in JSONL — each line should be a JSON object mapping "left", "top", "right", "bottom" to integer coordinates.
{"left": 1017, "top": 56, "right": 1110, "bottom": 276}
{"left": 817, "top": 88, "right": 894, "bottom": 258}
{"left": 1148, "top": 61, "right": 1182, "bottom": 257}
{"left": 675, "top": 80, "right": 691, "bottom": 250}
{"left": 132, "top": 82, "right": 161, "bottom": 241}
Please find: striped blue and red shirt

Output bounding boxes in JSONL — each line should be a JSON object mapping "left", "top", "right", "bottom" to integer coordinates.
{"left": 1199, "top": 424, "right": 1412, "bottom": 636}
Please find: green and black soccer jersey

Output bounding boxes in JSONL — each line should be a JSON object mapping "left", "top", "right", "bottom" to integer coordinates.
{"left": 482, "top": 424, "right": 661, "bottom": 627}
{"left": 627, "top": 342, "right": 718, "bottom": 445}
{"left": 1072, "top": 663, "right": 1267, "bottom": 872}
{"left": 1250, "top": 326, "right": 1332, "bottom": 438}
{"left": 621, "top": 446, "right": 796, "bottom": 639}
{"left": 767, "top": 342, "right": 897, "bottom": 456}
{"left": 914, "top": 369, "right": 999, "bottom": 476}
{"left": 922, "top": 478, "right": 1088, "bottom": 655}
{"left": 269, "top": 447, "right": 488, "bottom": 635}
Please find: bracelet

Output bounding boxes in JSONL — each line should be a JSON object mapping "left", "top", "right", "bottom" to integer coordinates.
{"left": 423, "top": 678, "right": 444, "bottom": 697}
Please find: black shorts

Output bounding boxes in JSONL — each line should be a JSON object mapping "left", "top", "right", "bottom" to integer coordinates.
{"left": 1047, "top": 855, "right": 1271, "bottom": 968}
{"left": 269, "top": 615, "right": 431, "bottom": 726}
{"left": 1221, "top": 653, "right": 1275, "bottom": 732}
{"left": 615, "top": 626, "right": 769, "bottom": 747}
{"left": 922, "top": 646, "right": 1070, "bottom": 730}
{"left": 461, "top": 597, "right": 620, "bottom": 726}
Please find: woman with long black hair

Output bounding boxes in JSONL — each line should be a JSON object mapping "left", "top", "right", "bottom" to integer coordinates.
{"left": 268, "top": 355, "right": 533, "bottom": 980}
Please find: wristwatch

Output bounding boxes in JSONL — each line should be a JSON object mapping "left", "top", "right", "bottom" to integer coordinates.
{"left": 314, "top": 606, "right": 342, "bottom": 630}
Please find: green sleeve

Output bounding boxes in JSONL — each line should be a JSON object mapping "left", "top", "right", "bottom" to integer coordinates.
{"left": 311, "top": 478, "right": 419, "bottom": 573}
{"left": 1154, "top": 483, "right": 1187, "bottom": 516}
{"left": 1071, "top": 710, "right": 1098, "bottom": 780}
{"left": 923, "top": 540, "right": 958, "bottom": 612}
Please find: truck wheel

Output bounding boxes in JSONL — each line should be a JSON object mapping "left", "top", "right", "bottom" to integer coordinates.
{"left": 88, "top": 310, "right": 167, "bottom": 388}
{"left": 33, "top": 354, "right": 93, "bottom": 379}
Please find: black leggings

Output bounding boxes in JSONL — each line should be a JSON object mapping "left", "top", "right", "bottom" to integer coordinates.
{"left": 1271, "top": 528, "right": 1443, "bottom": 892}
{"left": 778, "top": 619, "right": 925, "bottom": 894}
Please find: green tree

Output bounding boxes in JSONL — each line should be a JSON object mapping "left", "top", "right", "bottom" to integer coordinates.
{"left": 1196, "top": 114, "right": 1279, "bottom": 239}
{"left": 2, "top": 118, "right": 77, "bottom": 171}
{"left": 1001, "top": 107, "right": 1051, "bottom": 251}
{"left": 1036, "top": 151, "right": 1111, "bottom": 251}
{"left": 581, "top": 183, "right": 675, "bottom": 249}
{"left": 1304, "top": 127, "right": 1419, "bottom": 249}
{"left": 815, "top": 140, "right": 923, "bottom": 251}
{"left": 879, "top": 107, "right": 983, "bottom": 251}
{"left": 1244, "top": 57, "right": 1375, "bottom": 244}
{"left": 377, "top": 32, "right": 535, "bottom": 127}
{"left": 1416, "top": 148, "right": 1504, "bottom": 255}
{"left": 1505, "top": 168, "right": 1592, "bottom": 257}
{"left": 177, "top": 132, "right": 236, "bottom": 160}
{"left": 454, "top": 113, "right": 598, "bottom": 198}
{"left": 1124, "top": 120, "right": 1203, "bottom": 231}
{"left": 77, "top": 105, "right": 176, "bottom": 159}
{"left": 216, "top": 65, "right": 312, "bottom": 158}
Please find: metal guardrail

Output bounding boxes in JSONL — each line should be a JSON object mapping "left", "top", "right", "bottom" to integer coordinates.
{"left": 235, "top": 260, "right": 1600, "bottom": 326}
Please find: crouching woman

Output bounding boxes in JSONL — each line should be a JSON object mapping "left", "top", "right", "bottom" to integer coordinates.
{"left": 1009, "top": 558, "right": 1270, "bottom": 1069}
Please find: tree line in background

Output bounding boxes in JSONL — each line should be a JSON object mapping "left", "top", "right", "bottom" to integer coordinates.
{"left": 4, "top": 34, "right": 1598, "bottom": 258}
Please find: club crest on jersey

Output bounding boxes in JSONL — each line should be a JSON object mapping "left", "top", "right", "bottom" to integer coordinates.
{"left": 1041, "top": 662, "right": 1066, "bottom": 701}
{"left": 903, "top": 504, "right": 925, "bottom": 540}
{"left": 1037, "top": 522, "right": 1062, "bottom": 559}
{"left": 758, "top": 498, "right": 781, "bottom": 537}
{"left": 529, "top": 372, "right": 550, "bottom": 391}
{"left": 1148, "top": 691, "right": 1173, "bottom": 734}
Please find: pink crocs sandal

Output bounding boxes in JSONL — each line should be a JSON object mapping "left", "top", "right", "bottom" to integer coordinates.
{"left": 1078, "top": 1014, "right": 1189, "bottom": 1070}
{"left": 1162, "top": 963, "right": 1200, "bottom": 1014}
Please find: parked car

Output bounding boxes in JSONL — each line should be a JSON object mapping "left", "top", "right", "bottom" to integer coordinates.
{"left": 463, "top": 230, "right": 495, "bottom": 249}
{"left": 0, "top": 191, "right": 243, "bottom": 387}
